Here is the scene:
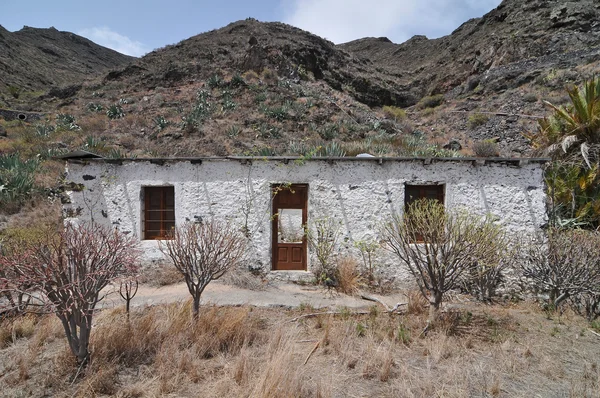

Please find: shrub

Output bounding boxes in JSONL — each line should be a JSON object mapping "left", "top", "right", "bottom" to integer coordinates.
{"left": 353, "top": 239, "right": 379, "bottom": 281}
{"left": 159, "top": 220, "right": 246, "bottom": 319}
{"left": 318, "top": 123, "right": 339, "bottom": 140}
{"left": 473, "top": 139, "right": 500, "bottom": 157}
{"left": 461, "top": 224, "right": 510, "bottom": 302}
{"left": 229, "top": 73, "right": 245, "bottom": 88}
{"left": 153, "top": 115, "right": 170, "bottom": 131}
{"left": 383, "top": 106, "right": 407, "bottom": 121}
{"left": 306, "top": 217, "right": 342, "bottom": 284}
{"left": 0, "top": 153, "right": 40, "bottom": 213}
{"left": 182, "top": 90, "right": 213, "bottom": 132}
{"left": 227, "top": 125, "right": 241, "bottom": 138}
{"left": 467, "top": 113, "right": 489, "bottom": 129}
{"left": 7, "top": 85, "right": 21, "bottom": 99}
{"left": 0, "top": 222, "right": 139, "bottom": 365}
{"left": 417, "top": 94, "right": 445, "bottom": 109}
{"left": 317, "top": 141, "right": 346, "bottom": 157}
{"left": 206, "top": 74, "right": 224, "bottom": 89}
{"left": 106, "top": 104, "right": 125, "bottom": 119}
{"left": 520, "top": 228, "right": 600, "bottom": 311}
{"left": 56, "top": 113, "right": 80, "bottom": 130}
{"left": 86, "top": 102, "right": 104, "bottom": 113}
{"left": 382, "top": 200, "right": 509, "bottom": 322}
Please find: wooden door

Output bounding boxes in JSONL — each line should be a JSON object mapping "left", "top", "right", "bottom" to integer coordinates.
{"left": 272, "top": 184, "right": 308, "bottom": 271}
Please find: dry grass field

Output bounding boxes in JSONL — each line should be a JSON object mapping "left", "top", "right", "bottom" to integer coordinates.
{"left": 1, "top": 289, "right": 599, "bottom": 398}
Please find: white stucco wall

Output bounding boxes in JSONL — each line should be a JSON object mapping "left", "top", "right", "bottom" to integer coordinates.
{"left": 63, "top": 157, "right": 547, "bottom": 281}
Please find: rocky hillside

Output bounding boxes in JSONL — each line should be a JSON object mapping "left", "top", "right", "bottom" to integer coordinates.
{"left": 0, "top": 25, "right": 133, "bottom": 100}
{"left": 1, "top": 0, "right": 599, "bottom": 160}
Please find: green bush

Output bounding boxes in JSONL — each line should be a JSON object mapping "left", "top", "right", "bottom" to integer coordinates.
{"left": 417, "top": 94, "right": 445, "bottom": 109}
{"left": 182, "top": 90, "right": 213, "bottom": 132}
{"left": 153, "top": 115, "right": 170, "bottom": 131}
{"left": 0, "top": 153, "right": 40, "bottom": 213}
{"left": 467, "top": 113, "right": 489, "bottom": 129}
{"left": 56, "top": 113, "right": 80, "bottom": 131}
{"left": 383, "top": 106, "right": 407, "bottom": 120}
{"left": 8, "top": 85, "right": 21, "bottom": 99}
{"left": 87, "top": 103, "right": 104, "bottom": 112}
{"left": 318, "top": 123, "right": 339, "bottom": 140}
{"left": 206, "top": 74, "right": 224, "bottom": 89}
{"left": 106, "top": 104, "right": 125, "bottom": 119}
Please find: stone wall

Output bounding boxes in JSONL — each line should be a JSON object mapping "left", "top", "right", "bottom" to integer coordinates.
{"left": 64, "top": 157, "right": 547, "bottom": 281}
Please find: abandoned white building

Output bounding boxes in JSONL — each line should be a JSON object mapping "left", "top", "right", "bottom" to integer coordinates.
{"left": 61, "top": 154, "right": 548, "bottom": 280}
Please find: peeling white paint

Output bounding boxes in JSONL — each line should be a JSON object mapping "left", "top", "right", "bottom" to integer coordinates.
{"left": 64, "top": 158, "right": 548, "bottom": 281}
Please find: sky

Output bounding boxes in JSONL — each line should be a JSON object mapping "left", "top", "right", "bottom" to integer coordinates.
{"left": 1, "top": 0, "right": 502, "bottom": 57}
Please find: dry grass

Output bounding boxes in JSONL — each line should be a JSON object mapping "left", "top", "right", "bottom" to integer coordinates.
{"left": 221, "top": 267, "right": 268, "bottom": 291}
{"left": 0, "top": 297, "right": 599, "bottom": 397}
{"left": 138, "top": 263, "right": 184, "bottom": 286}
{"left": 336, "top": 256, "right": 362, "bottom": 295}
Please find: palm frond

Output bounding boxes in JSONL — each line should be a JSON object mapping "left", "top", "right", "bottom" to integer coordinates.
{"left": 561, "top": 135, "right": 578, "bottom": 153}
{"left": 580, "top": 142, "right": 592, "bottom": 169}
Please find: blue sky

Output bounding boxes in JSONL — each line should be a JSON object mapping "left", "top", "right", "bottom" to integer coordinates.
{"left": 1, "top": 0, "right": 502, "bottom": 57}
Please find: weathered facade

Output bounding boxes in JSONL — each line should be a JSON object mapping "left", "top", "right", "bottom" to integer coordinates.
{"left": 63, "top": 156, "right": 548, "bottom": 281}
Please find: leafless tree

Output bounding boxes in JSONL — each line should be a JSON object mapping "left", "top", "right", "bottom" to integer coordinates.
{"left": 159, "top": 220, "right": 246, "bottom": 319}
{"left": 520, "top": 228, "right": 600, "bottom": 310}
{"left": 119, "top": 276, "right": 139, "bottom": 318}
{"left": 382, "top": 199, "right": 507, "bottom": 323}
{"left": 0, "top": 222, "right": 139, "bottom": 365}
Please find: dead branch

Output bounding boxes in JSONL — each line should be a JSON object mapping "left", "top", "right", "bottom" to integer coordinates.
{"left": 304, "top": 340, "right": 321, "bottom": 365}
{"left": 360, "top": 293, "right": 407, "bottom": 313}
{"left": 589, "top": 329, "right": 600, "bottom": 338}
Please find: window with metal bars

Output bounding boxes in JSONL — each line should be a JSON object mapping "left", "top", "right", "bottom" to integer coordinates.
{"left": 142, "top": 186, "right": 175, "bottom": 240}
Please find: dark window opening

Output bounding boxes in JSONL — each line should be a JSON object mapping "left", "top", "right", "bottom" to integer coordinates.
{"left": 143, "top": 186, "right": 175, "bottom": 240}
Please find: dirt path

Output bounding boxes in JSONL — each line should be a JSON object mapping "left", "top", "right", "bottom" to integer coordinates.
{"left": 99, "top": 280, "right": 406, "bottom": 310}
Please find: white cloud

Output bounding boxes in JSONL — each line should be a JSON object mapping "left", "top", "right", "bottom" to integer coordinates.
{"left": 283, "top": 0, "right": 502, "bottom": 44}
{"left": 78, "top": 26, "right": 148, "bottom": 57}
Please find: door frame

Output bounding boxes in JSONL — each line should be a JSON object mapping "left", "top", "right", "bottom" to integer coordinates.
{"left": 271, "top": 184, "right": 308, "bottom": 271}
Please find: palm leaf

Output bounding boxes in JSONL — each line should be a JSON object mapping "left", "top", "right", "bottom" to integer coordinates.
{"left": 561, "top": 135, "right": 578, "bottom": 153}
{"left": 580, "top": 142, "right": 592, "bottom": 169}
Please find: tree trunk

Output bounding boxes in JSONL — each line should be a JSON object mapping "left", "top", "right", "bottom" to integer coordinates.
{"left": 77, "top": 323, "right": 90, "bottom": 366}
{"left": 428, "top": 291, "right": 443, "bottom": 324}
{"left": 192, "top": 294, "right": 201, "bottom": 320}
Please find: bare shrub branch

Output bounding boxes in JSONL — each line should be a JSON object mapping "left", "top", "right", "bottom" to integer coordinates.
{"left": 520, "top": 228, "right": 600, "bottom": 311}
{"left": 382, "top": 199, "right": 508, "bottom": 322}
{"left": 159, "top": 220, "right": 246, "bottom": 319}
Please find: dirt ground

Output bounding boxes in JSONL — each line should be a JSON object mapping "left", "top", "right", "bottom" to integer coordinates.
{"left": 0, "top": 282, "right": 599, "bottom": 398}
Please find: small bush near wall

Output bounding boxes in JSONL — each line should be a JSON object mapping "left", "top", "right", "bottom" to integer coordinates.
{"left": 472, "top": 139, "right": 500, "bottom": 157}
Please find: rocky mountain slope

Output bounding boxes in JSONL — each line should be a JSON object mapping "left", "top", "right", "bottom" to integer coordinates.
{"left": 1, "top": 0, "right": 599, "bottom": 159}
{"left": 341, "top": 0, "right": 600, "bottom": 98}
{"left": 0, "top": 25, "right": 133, "bottom": 95}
